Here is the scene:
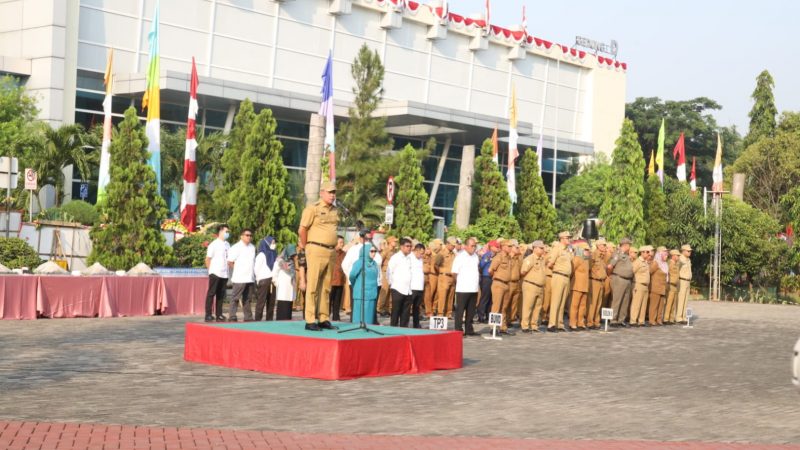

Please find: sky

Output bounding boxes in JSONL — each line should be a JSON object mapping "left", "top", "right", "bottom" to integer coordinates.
{"left": 458, "top": 0, "right": 800, "bottom": 132}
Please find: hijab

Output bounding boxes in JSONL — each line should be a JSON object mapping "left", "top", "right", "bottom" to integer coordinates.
{"left": 280, "top": 244, "right": 297, "bottom": 278}
{"left": 354, "top": 242, "right": 377, "bottom": 273}
{"left": 258, "top": 236, "right": 278, "bottom": 270}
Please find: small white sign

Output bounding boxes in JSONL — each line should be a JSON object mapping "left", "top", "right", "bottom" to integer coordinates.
{"left": 686, "top": 308, "right": 693, "bottom": 318}
{"left": 429, "top": 316, "right": 448, "bottom": 330}
{"left": 0, "top": 157, "right": 19, "bottom": 189}
{"left": 384, "top": 205, "right": 394, "bottom": 225}
{"left": 601, "top": 308, "right": 614, "bottom": 320}
{"left": 488, "top": 312, "right": 503, "bottom": 326}
{"left": 24, "top": 168, "right": 37, "bottom": 190}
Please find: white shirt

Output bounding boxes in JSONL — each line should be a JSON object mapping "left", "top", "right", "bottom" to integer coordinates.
{"left": 387, "top": 251, "right": 413, "bottom": 295}
{"left": 206, "top": 239, "right": 230, "bottom": 279}
{"left": 342, "top": 243, "right": 363, "bottom": 285}
{"left": 227, "top": 241, "right": 255, "bottom": 284}
{"left": 410, "top": 254, "right": 425, "bottom": 291}
{"left": 373, "top": 251, "right": 383, "bottom": 286}
{"left": 451, "top": 251, "right": 480, "bottom": 293}
{"left": 272, "top": 257, "right": 295, "bottom": 302}
{"left": 254, "top": 252, "right": 273, "bottom": 282}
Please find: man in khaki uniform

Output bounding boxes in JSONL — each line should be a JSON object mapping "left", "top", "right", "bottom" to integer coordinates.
{"left": 489, "top": 238, "right": 514, "bottom": 334}
{"left": 377, "top": 236, "right": 398, "bottom": 316}
{"left": 569, "top": 243, "right": 590, "bottom": 330}
{"left": 648, "top": 246, "right": 669, "bottom": 326}
{"left": 664, "top": 249, "right": 681, "bottom": 324}
{"left": 603, "top": 242, "right": 615, "bottom": 309}
{"left": 297, "top": 181, "right": 340, "bottom": 331}
{"left": 630, "top": 246, "right": 652, "bottom": 326}
{"left": 608, "top": 238, "right": 634, "bottom": 326}
{"left": 542, "top": 244, "right": 554, "bottom": 324}
{"left": 675, "top": 244, "right": 693, "bottom": 323}
{"left": 434, "top": 237, "right": 457, "bottom": 317}
{"left": 547, "top": 231, "right": 573, "bottom": 332}
{"left": 587, "top": 239, "right": 608, "bottom": 328}
{"left": 520, "top": 240, "right": 546, "bottom": 332}
{"left": 508, "top": 240, "right": 523, "bottom": 326}
{"left": 423, "top": 240, "right": 440, "bottom": 318}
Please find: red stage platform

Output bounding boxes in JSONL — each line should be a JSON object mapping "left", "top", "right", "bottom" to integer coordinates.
{"left": 184, "top": 321, "right": 463, "bottom": 380}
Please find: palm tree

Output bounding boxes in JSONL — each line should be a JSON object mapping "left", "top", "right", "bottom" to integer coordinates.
{"left": 31, "top": 123, "right": 98, "bottom": 206}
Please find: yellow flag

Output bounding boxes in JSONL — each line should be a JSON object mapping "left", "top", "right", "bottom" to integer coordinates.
{"left": 648, "top": 149, "right": 655, "bottom": 176}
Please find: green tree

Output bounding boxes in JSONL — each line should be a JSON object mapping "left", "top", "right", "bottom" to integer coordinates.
{"left": 599, "top": 119, "right": 646, "bottom": 243}
{"left": 642, "top": 175, "right": 669, "bottom": 246}
{"left": 515, "top": 148, "right": 557, "bottom": 241}
{"left": 89, "top": 107, "right": 173, "bottom": 269}
{"left": 335, "top": 44, "right": 395, "bottom": 225}
{"left": 449, "top": 213, "right": 522, "bottom": 243}
{"left": 0, "top": 75, "right": 39, "bottom": 159}
{"left": 392, "top": 144, "right": 433, "bottom": 241}
{"left": 29, "top": 123, "right": 98, "bottom": 206}
{"left": 662, "top": 178, "right": 707, "bottom": 253}
{"left": 213, "top": 99, "right": 256, "bottom": 219}
{"left": 0, "top": 237, "right": 43, "bottom": 269}
{"left": 744, "top": 70, "right": 778, "bottom": 148}
{"left": 625, "top": 97, "right": 743, "bottom": 189}
{"left": 228, "top": 108, "right": 297, "bottom": 245}
{"left": 555, "top": 158, "right": 612, "bottom": 230}
{"left": 730, "top": 112, "right": 800, "bottom": 220}
{"left": 470, "top": 138, "right": 511, "bottom": 222}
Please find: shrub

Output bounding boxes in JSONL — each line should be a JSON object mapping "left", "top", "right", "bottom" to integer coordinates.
{"left": 0, "top": 237, "right": 43, "bottom": 269}
{"left": 60, "top": 200, "right": 99, "bottom": 226}
{"left": 173, "top": 233, "right": 215, "bottom": 268}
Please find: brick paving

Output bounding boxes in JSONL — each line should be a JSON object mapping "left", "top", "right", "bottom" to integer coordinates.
{"left": 1, "top": 301, "right": 799, "bottom": 448}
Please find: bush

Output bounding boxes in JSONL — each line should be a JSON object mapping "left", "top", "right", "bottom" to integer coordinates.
{"left": 61, "top": 200, "right": 99, "bottom": 226}
{"left": 0, "top": 237, "right": 43, "bottom": 269}
{"left": 173, "top": 233, "right": 215, "bottom": 268}
{"left": 449, "top": 213, "right": 522, "bottom": 243}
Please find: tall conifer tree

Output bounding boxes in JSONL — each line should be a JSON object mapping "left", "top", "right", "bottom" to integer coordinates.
{"left": 470, "top": 138, "right": 511, "bottom": 222}
{"left": 515, "top": 148, "right": 557, "bottom": 241}
{"left": 643, "top": 174, "right": 668, "bottom": 246}
{"left": 393, "top": 144, "right": 434, "bottom": 241}
{"left": 228, "top": 108, "right": 297, "bottom": 245}
{"left": 213, "top": 99, "right": 256, "bottom": 219}
{"left": 745, "top": 70, "right": 778, "bottom": 148}
{"left": 89, "top": 107, "right": 173, "bottom": 269}
{"left": 599, "top": 119, "right": 646, "bottom": 243}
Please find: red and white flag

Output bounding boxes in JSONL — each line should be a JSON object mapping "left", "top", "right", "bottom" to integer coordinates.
{"left": 485, "top": 0, "right": 491, "bottom": 27}
{"left": 522, "top": 5, "right": 527, "bottom": 31}
{"left": 673, "top": 132, "right": 686, "bottom": 182}
{"left": 689, "top": 157, "right": 697, "bottom": 193}
{"left": 712, "top": 133, "right": 723, "bottom": 192}
{"left": 180, "top": 57, "right": 199, "bottom": 232}
{"left": 491, "top": 126, "right": 499, "bottom": 164}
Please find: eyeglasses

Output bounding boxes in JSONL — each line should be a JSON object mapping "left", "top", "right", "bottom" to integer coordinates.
{"left": 369, "top": 250, "right": 377, "bottom": 253}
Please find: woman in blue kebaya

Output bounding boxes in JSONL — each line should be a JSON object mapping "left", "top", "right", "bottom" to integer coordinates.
{"left": 349, "top": 242, "right": 379, "bottom": 325}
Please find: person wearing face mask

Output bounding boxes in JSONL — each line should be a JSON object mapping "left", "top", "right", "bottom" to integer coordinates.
{"left": 434, "top": 237, "right": 457, "bottom": 318}
{"left": 227, "top": 228, "right": 256, "bottom": 322}
{"left": 648, "top": 246, "right": 669, "bottom": 326}
{"left": 349, "top": 242, "right": 379, "bottom": 325}
{"left": 630, "top": 245, "right": 652, "bottom": 327}
{"left": 569, "top": 244, "right": 591, "bottom": 330}
{"left": 204, "top": 224, "right": 231, "bottom": 322}
{"left": 254, "top": 236, "right": 278, "bottom": 321}
{"left": 273, "top": 245, "right": 303, "bottom": 320}
{"left": 451, "top": 237, "right": 480, "bottom": 336}
{"left": 409, "top": 243, "right": 426, "bottom": 328}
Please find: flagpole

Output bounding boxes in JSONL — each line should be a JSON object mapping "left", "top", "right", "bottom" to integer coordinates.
{"left": 551, "top": 59, "right": 560, "bottom": 207}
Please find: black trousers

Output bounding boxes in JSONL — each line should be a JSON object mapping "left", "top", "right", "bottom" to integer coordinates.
{"left": 410, "top": 289, "right": 424, "bottom": 328}
{"left": 254, "top": 278, "right": 275, "bottom": 321}
{"left": 205, "top": 274, "right": 227, "bottom": 318}
{"left": 477, "top": 276, "right": 493, "bottom": 321}
{"left": 455, "top": 292, "right": 478, "bottom": 334}
{"left": 276, "top": 301, "right": 293, "bottom": 320}
{"left": 390, "top": 289, "right": 411, "bottom": 327}
{"left": 329, "top": 285, "right": 344, "bottom": 321}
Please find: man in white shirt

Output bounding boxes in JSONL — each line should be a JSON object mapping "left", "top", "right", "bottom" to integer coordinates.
{"left": 386, "top": 238, "right": 414, "bottom": 327}
{"left": 451, "top": 237, "right": 480, "bottom": 336}
{"left": 227, "top": 228, "right": 256, "bottom": 322}
{"left": 204, "top": 224, "right": 231, "bottom": 322}
{"left": 409, "top": 242, "right": 426, "bottom": 328}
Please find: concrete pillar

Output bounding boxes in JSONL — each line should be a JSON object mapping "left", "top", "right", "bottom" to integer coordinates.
{"left": 305, "top": 113, "right": 325, "bottom": 206}
{"left": 454, "top": 144, "right": 475, "bottom": 229}
{"left": 731, "top": 173, "right": 745, "bottom": 200}
{"left": 223, "top": 104, "right": 237, "bottom": 134}
{"left": 428, "top": 136, "right": 451, "bottom": 208}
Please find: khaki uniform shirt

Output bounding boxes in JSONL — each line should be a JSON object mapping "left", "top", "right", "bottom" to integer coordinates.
{"left": 489, "top": 252, "right": 512, "bottom": 282}
{"left": 668, "top": 259, "right": 680, "bottom": 286}
{"left": 434, "top": 248, "right": 455, "bottom": 275}
{"left": 679, "top": 255, "right": 692, "bottom": 281}
{"left": 649, "top": 260, "right": 668, "bottom": 295}
{"left": 609, "top": 251, "right": 634, "bottom": 279}
{"left": 299, "top": 200, "right": 339, "bottom": 247}
{"left": 510, "top": 255, "right": 522, "bottom": 282}
{"left": 423, "top": 253, "right": 433, "bottom": 275}
{"left": 521, "top": 254, "right": 547, "bottom": 286}
{"left": 591, "top": 249, "right": 607, "bottom": 281}
{"left": 547, "top": 243, "right": 573, "bottom": 276}
{"left": 633, "top": 257, "right": 651, "bottom": 286}
{"left": 571, "top": 255, "right": 590, "bottom": 293}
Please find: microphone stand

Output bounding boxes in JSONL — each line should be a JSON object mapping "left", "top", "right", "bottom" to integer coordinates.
{"left": 336, "top": 201, "right": 383, "bottom": 335}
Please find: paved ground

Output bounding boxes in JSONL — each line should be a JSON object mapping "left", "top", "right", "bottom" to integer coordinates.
{"left": 1, "top": 301, "right": 799, "bottom": 447}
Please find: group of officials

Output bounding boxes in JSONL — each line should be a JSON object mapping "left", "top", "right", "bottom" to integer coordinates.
{"left": 206, "top": 181, "right": 695, "bottom": 336}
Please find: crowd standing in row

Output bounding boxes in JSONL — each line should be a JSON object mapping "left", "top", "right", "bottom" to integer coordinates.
{"left": 203, "top": 183, "right": 695, "bottom": 335}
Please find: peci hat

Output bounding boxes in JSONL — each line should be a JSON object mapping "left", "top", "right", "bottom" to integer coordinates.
{"left": 629, "top": 246, "right": 639, "bottom": 253}
{"left": 508, "top": 239, "right": 519, "bottom": 247}
{"left": 681, "top": 244, "right": 693, "bottom": 251}
{"left": 446, "top": 237, "right": 458, "bottom": 245}
{"left": 657, "top": 246, "right": 667, "bottom": 252}
{"left": 595, "top": 238, "right": 608, "bottom": 246}
{"left": 531, "top": 240, "right": 545, "bottom": 248}
{"left": 320, "top": 181, "right": 336, "bottom": 192}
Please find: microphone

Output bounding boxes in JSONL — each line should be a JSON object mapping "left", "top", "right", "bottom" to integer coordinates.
{"left": 334, "top": 199, "right": 352, "bottom": 218}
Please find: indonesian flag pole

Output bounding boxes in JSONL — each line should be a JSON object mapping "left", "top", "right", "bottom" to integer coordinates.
{"left": 97, "top": 48, "right": 113, "bottom": 203}
{"left": 491, "top": 126, "right": 499, "bottom": 164}
{"left": 522, "top": 5, "right": 527, "bottom": 35}
{"left": 180, "top": 57, "right": 199, "bottom": 232}
{"left": 485, "top": 0, "right": 491, "bottom": 29}
{"left": 673, "top": 131, "right": 686, "bottom": 182}
{"left": 712, "top": 132, "right": 723, "bottom": 192}
{"left": 507, "top": 83, "right": 519, "bottom": 207}
{"left": 689, "top": 156, "right": 697, "bottom": 193}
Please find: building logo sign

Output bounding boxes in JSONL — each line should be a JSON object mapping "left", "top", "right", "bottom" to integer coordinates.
{"left": 574, "top": 36, "right": 618, "bottom": 58}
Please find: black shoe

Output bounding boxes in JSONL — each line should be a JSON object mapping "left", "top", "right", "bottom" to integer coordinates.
{"left": 521, "top": 329, "right": 531, "bottom": 333}
{"left": 305, "top": 323, "right": 322, "bottom": 331}
{"left": 547, "top": 327, "right": 557, "bottom": 333}
{"left": 621, "top": 323, "right": 631, "bottom": 328}
{"left": 204, "top": 315, "right": 214, "bottom": 322}
{"left": 465, "top": 331, "right": 479, "bottom": 336}
{"left": 504, "top": 329, "right": 516, "bottom": 336}
{"left": 215, "top": 316, "right": 226, "bottom": 322}
{"left": 319, "top": 321, "right": 338, "bottom": 330}
{"left": 244, "top": 318, "right": 254, "bottom": 322}
{"left": 228, "top": 316, "right": 238, "bottom": 322}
